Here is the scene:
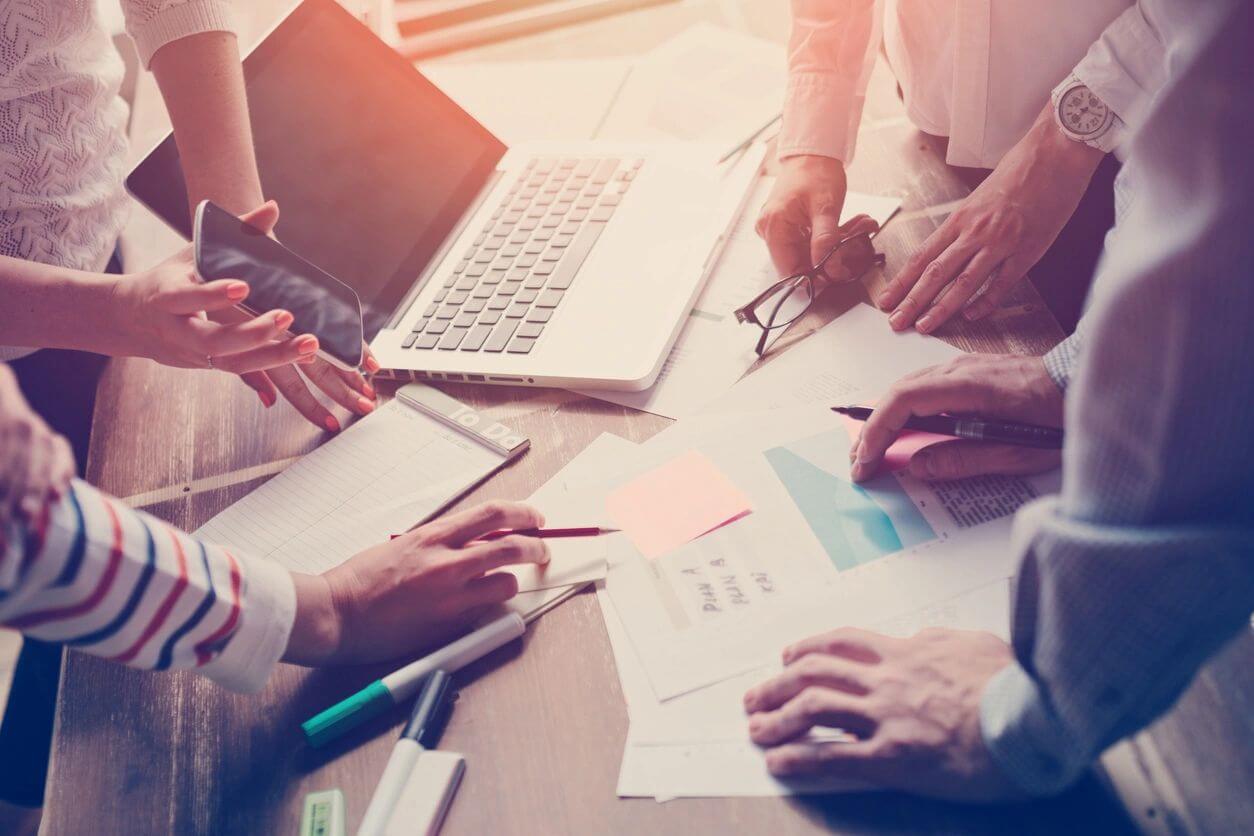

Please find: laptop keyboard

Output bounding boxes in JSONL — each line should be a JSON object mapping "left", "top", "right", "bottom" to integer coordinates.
{"left": 402, "top": 156, "right": 642, "bottom": 355}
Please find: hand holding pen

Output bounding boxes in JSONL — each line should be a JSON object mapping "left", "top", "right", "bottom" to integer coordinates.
{"left": 844, "top": 354, "right": 1065, "bottom": 482}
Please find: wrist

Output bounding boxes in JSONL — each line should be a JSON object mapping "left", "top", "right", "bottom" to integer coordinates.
{"left": 1032, "top": 109, "right": 1105, "bottom": 177}
{"left": 283, "top": 572, "right": 344, "bottom": 666}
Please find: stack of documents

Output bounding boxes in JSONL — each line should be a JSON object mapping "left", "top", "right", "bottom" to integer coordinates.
{"left": 579, "top": 303, "right": 1059, "bottom": 800}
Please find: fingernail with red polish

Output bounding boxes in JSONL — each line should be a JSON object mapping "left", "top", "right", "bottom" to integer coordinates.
{"left": 324, "top": 415, "right": 341, "bottom": 433}
{"left": 364, "top": 356, "right": 381, "bottom": 373}
{"left": 296, "top": 336, "right": 319, "bottom": 355}
{"left": 274, "top": 310, "right": 294, "bottom": 330}
{"left": 257, "top": 389, "right": 275, "bottom": 408}
{"left": 357, "top": 397, "right": 374, "bottom": 415}
{"left": 227, "top": 282, "right": 249, "bottom": 301}
{"left": 363, "top": 381, "right": 376, "bottom": 399}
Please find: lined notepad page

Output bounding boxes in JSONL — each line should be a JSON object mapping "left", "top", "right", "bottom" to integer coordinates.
{"left": 196, "top": 399, "right": 506, "bottom": 574}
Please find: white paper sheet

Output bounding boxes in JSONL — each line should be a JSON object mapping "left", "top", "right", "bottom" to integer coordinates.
{"left": 578, "top": 187, "right": 903, "bottom": 420}
{"left": 702, "top": 301, "right": 964, "bottom": 415}
{"left": 502, "top": 432, "right": 640, "bottom": 592}
{"left": 195, "top": 392, "right": 510, "bottom": 574}
{"left": 421, "top": 59, "right": 631, "bottom": 144}
{"left": 598, "top": 23, "right": 785, "bottom": 159}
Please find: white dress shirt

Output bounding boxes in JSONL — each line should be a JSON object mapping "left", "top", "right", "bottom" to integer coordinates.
{"left": 779, "top": 0, "right": 1168, "bottom": 168}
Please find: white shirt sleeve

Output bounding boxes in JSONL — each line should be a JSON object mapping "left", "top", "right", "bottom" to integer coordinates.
{"left": 1070, "top": 3, "right": 1168, "bottom": 154}
{"left": 777, "top": 0, "right": 881, "bottom": 164}
{"left": 121, "top": 0, "right": 236, "bottom": 68}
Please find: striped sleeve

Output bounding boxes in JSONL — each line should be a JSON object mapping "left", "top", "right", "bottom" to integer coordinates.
{"left": 0, "top": 479, "right": 295, "bottom": 693}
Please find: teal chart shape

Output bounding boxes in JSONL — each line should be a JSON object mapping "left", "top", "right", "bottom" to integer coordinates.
{"left": 764, "top": 430, "right": 935, "bottom": 571}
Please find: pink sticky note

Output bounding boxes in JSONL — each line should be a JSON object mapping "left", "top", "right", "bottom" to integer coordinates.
{"left": 605, "top": 450, "right": 752, "bottom": 559}
{"left": 840, "top": 410, "right": 951, "bottom": 473}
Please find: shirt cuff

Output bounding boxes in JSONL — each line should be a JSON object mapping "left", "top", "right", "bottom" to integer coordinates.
{"left": 198, "top": 556, "right": 296, "bottom": 693}
{"left": 127, "top": 1, "right": 236, "bottom": 68}
{"left": 777, "top": 74, "right": 860, "bottom": 164}
{"left": 1042, "top": 332, "right": 1082, "bottom": 392}
{"left": 980, "top": 662, "right": 1091, "bottom": 796}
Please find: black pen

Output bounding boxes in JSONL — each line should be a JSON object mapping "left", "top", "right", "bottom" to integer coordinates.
{"left": 358, "top": 670, "right": 458, "bottom": 836}
{"left": 833, "top": 405, "right": 1064, "bottom": 450}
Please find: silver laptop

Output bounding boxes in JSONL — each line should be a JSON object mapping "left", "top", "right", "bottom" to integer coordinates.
{"left": 126, "top": 0, "right": 761, "bottom": 391}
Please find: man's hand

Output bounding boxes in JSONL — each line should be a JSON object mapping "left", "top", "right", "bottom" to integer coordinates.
{"left": 283, "top": 501, "right": 550, "bottom": 666}
{"left": 744, "top": 627, "right": 1024, "bottom": 802}
{"left": 0, "top": 365, "right": 75, "bottom": 524}
{"left": 851, "top": 354, "right": 1064, "bottom": 482}
{"left": 877, "top": 107, "right": 1104, "bottom": 333}
{"left": 757, "top": 155, "right": 852, "bottom": 280}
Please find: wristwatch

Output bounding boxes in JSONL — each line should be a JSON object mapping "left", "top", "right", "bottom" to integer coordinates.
{"left": 1050, "top": 74, "right": 1124, "bottom": 154}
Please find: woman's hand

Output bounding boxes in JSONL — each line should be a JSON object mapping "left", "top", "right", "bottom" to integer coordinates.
{"left": 234, "top": 345, "right": 379, "bottom": 434}
{"left": 877, "top": 107, "right": 1104, "bottom": 333}
{"left": 283, "top": 501, "right": 550, "bottom": 666}
{"left": 0, "top": 364, "right": 75, "bottom": 523}
{"left": 851, "top": 353, "right": 1064, "bottom": 482}
{"left": 107, "top": 202, "right": 320, "bottom": 374}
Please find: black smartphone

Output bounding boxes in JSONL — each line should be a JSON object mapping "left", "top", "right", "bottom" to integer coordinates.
{"left": 193, "top": 200, "right": 365, "bottom": 370}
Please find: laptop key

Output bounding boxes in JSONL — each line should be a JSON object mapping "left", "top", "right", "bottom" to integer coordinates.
{"left": 424, "top": 303, "right": 439, "bottom": 318}
{"left": 551, "top": 234, "right": 573, "bottom": 248}
{"left": 416, "top": 333, "right": 440, "bottom": 349}
{"left": 517, "top": 254, "right": 538, "bottom": 268}
{"left": 546, "top": 220, "right": 605, "bottom": 291}
{"left": 460, "top": 324, "right": 493, "bottom": 351}
{"left": 433, "top": 289, "right": 449, "bottom": 303}
{"left": 600, "top": 193, "right": 622, "bottom": 206}
{"left": 534, "top": 228, "right": 554, "bottom": 242}
{"left": 541, "top": 248, "right": 563, "bottom": 261}
{"left": 559, "top": 157, "right": 579, "bottom": 169}
{"left": 473, "top": 250, "right": 494, "bottom": 263}
{"left": 484, "top": 321, "right": 519, "bottom": 352}
{"left": 499, "top": 281, "right": 522, "bottom": 295}
{"left": 412, "top": 317, "right": 430, "bottom": 333}
{"left": 464, "top": 298, "right": 486, "bottom": 313}
{"left": 516, "top": 289, "right": 539, "bottom": 304}
{"left": 455, "top": 275, "right": 477, "bottom": 291}
{"left": 517, "top": 322, "right": 545, "bottom": 339}
{"left": 533, "top": 261, "right": 556, "bottom": 276}
{"left": 575, "top": 196, "right": 595, "bottom": 210}
{"left": 482, "top": 270, "right": 506, "bottom": 286}
{"left": 518, "top": 218, "right": 538, "bottom": 231}
{"left": 507, "top": 336, "right": 537, "bottom": 354}
{"left": 536, "top": 289, "right": 564, "bottom": 308}
{"left": 559, "top": 222, "right": 581, "bottom": 236}
{"left": 524, "top": 240, "right": 545, "bottom": 254}
{"left": 590, "top": 205, "right": 615, "bottom": 222}
{"left": 402, "top": 332, "right": 420, "bottom": 348}
{"left": 446, "top": 291, "right": 469, "bottom": 304}
{"left": 426, "top": 319, "right": 450, "bottom": 334}
{"left": 567, "top": 210, "right": 587, "bottom": 223}
{"left": 523, "top": 273, "right": 546, "bottom": 290}
{"left": 487, "top": 296, "right": 510, "bottom": 311}
{"left": 502, "top": 244, "right": 522, "bottom": 257}
{"left": 478, "top": 309, "right": 502, "bottom": 325}
{"left": 591, "top": 158, "right": 619, "bottom": 184}
{"left": 506, "top": 302, "right": 529, "bottom": 318}
{"left": 574, "top": 159, "right": 597, "bottom": 176}
{"left": 454, "top": 312, "right": 478, "bottom": 329}
{"left": 472, "top": 284, "right": 494, "bottom": 299}
{"left": 526, "top": 308, "right": 553, "bottom": 323}
{"left": 436, "top": 305, "right": 459, "bottom": 319}
{"left": 438, "top": 328, "right": 468, "bottom": 350}
{"left": 466, "top": 262, "right": 488, "bottom": 277}
{"left": 508, "top": 268, "right": 529, "bottom": 282}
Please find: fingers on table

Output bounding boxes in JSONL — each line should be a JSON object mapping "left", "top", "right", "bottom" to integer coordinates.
{"left": 456, "top": 535, "right": 551, "bottom": 579}
{"left": 782, "top": 627, "right": 888, "bottom": 666}
{"left": 744, "top": 654, "right": 873, "bottom": 714}
{"left": 915, "top": 247, "right": 1005, "bottom": 333}
{"left": 267, "top": 364, "right": 342, "bottom": 432}
{"left": 908, "top": 440, "right": 1061, "bottom": 480}
{"left": 301, "top": 358, "right": 375, "bottom": 416}
{"left": 238, "top": 370, "right": 278, "bottom": 408}
{"left": 885, "top": 236, "right": 977, "bottom": 330}
{"left": 963, "top": 253, "right": 1032, "bottom": 321}
{"left": 877, "top": 222, "right": 958, "bottom": 313}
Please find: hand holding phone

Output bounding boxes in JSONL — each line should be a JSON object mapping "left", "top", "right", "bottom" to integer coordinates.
{"left": 194, "top": 200, "right": 366, "bottom": 370}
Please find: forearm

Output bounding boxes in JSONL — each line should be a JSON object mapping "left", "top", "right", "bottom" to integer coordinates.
{"left": 0, "top": 257, "right": 126, "bottom": 354}
{"left": 0, "top": 479, "right": 295, "bottom": 692}
{"left": 777, "top": 0, "right": 878, "bottom": 163}
{"left": 150, "top": 30, "right": 264, "bottom": 221}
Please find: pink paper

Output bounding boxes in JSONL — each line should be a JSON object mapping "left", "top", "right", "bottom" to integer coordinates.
{"left": 605, "top": 450, "right": 753, "bottom": 559}
{"left": 840, "top": 412, "right": 951, "bottom": 473}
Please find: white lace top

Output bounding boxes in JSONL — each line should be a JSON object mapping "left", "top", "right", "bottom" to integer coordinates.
{"left": 0, "top": 1, "right": 233, "bottom": 358}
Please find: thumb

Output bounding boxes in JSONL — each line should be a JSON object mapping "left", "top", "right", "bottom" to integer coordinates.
{"left": 808, "top": 199, "right": 845, "bottom": 281}
{"left": 908, "top": 440, "right": 1061, "bottom": 481}
{"left": 239, "top": 200, "right": 280, "bottom": 235}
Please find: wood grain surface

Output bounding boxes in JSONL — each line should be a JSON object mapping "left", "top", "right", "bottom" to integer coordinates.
{"left": 42, "top": 1, "right": 1251, "bottom": 834}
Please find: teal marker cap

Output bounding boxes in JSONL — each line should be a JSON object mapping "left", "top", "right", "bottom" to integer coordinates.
{"left": 302, "top": 680, "right": 395, "bottom": 748}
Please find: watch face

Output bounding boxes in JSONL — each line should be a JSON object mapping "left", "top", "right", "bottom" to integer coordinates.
{"left": 1059, "top": 85, "right": 1111, "bottom": 138}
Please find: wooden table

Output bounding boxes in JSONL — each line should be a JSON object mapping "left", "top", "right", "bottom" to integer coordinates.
{"left": 45, "top": 1, "right": 1253, "bottom": 833}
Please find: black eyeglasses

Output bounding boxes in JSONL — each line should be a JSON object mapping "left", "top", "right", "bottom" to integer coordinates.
{"left": 734, "top": 231, "right": 885, "bottom": 357}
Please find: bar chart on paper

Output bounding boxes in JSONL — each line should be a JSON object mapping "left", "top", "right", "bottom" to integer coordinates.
{"left": 763, "top": 430, "right": 935, "bottom": 570}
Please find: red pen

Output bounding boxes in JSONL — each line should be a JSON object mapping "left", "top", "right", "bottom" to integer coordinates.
{"left": 392, "top": 526, "right": 620, "bottom": 541}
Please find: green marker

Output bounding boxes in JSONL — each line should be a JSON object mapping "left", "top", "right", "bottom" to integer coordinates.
{"left": 301, "top": 612, "right": 526, "bottom": 748}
